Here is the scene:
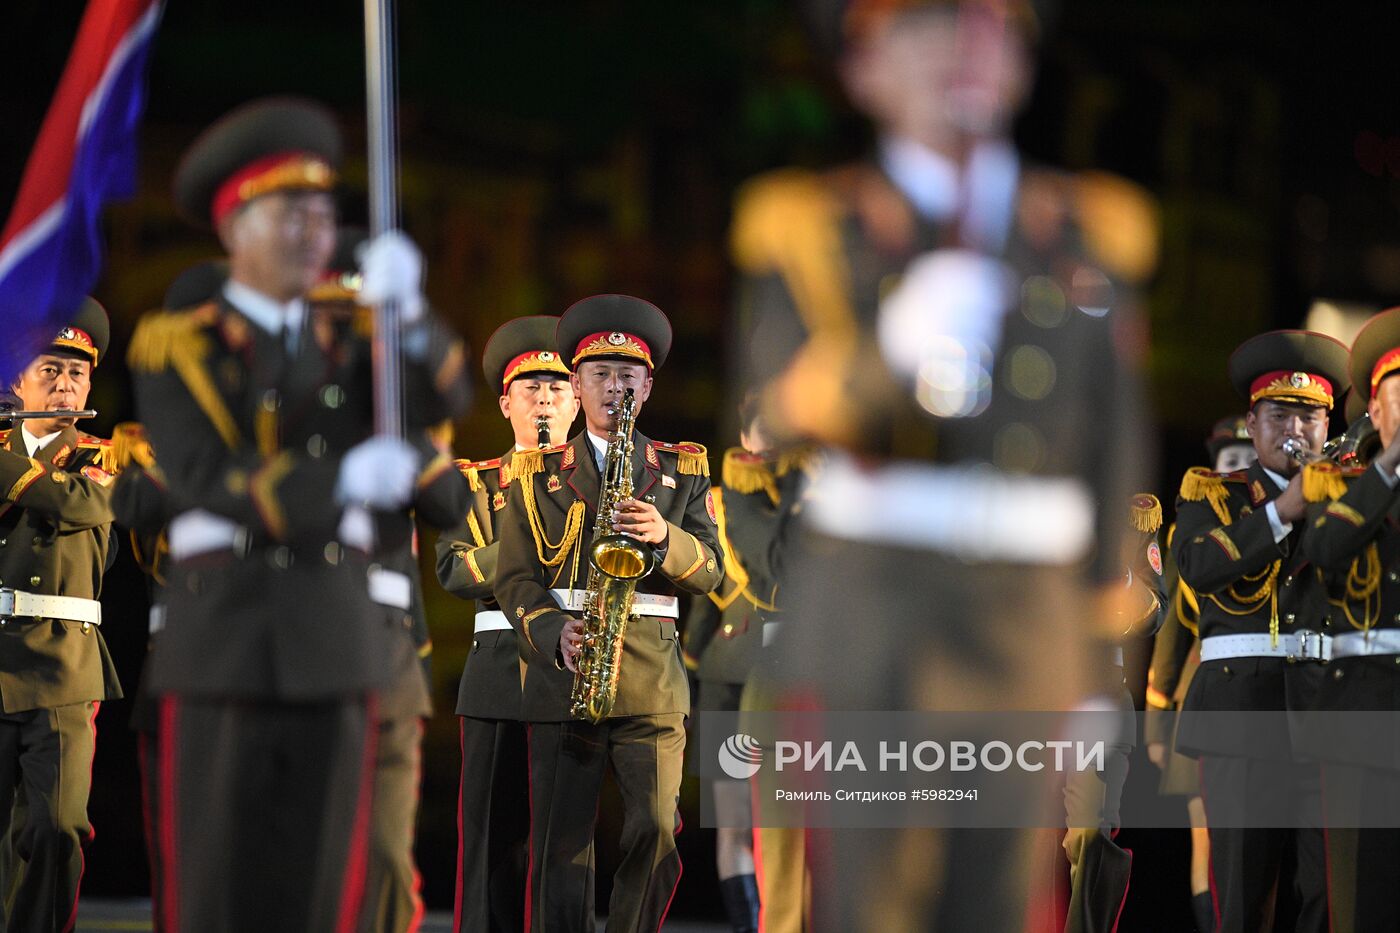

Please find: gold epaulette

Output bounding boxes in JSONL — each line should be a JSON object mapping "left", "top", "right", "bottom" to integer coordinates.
{"left": 1179, "top": 466, "right": 1243, "bottom": 526}
{"left": 97, "top": 423, "right": 154, "bottom": 473}
{"left": 127, "top": 302, "right": 220, "bottom": 374}
{"left": 652, "top": 441, "right": 709, "bottom": 477}
{"left": 127, "top": 303, "right": 241, "bottom": 450}
{"left": 455, "top": 456, "right": 502, "bottom": 493}
{"left": 1130, "top": 493, "right": 1162, "bottom": 534}
{"left": 1301, "top": 461, "right": 1364, "bottom": 503}
{"left": 722, "top": 447, "right": 777, "bottom": 502}
{"left": 775, "top": 444, "right": 820, "bottom": 478}
{"left": 1072, "top": 170, "right": 1161, "bottom": 285}
{"left": 506, "top": 444, "right": 567, "bottom": 484}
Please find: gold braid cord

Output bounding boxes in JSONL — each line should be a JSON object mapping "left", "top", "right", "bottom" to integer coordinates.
{"left": 1174, "top": 582, "right": 1200, "bottom": 636}
{"left": 521, "top": 475, "right": 585, "bottom": 587}
{"left": 1204, "top": 560, "right": 1282, "bottom": 646}
{"left": 465, "top": 509, "right": 487, "bottom": 549}
{"left": 1330, "top": 542, "right": 1382, "bottom": 632}
{"left": 128, "top": 307, "right": 242, "bottom": 450}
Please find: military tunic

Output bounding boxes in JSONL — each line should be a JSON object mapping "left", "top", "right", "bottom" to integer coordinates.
{"left": 0, "top": 425, "right": 123, "bottom": 933}
{"left": 492, "top": 430, "right": 722, "bottom": 933}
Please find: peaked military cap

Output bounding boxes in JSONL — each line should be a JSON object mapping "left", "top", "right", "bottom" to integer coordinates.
{"left": 1349, "top": 307, "right": 1400, "bottom": 404}
{"left": 36, "top": 297, "right": 110, "bottom": 368}
{"left": 555, "top": 294, "right": 672, "bottom": 372}
{"left": 164, "top": 260, "right": 229, "bottom": 311}
{"left": 804, "top": 0, "right": 1039, "bottom": 57}
{"left": 1227, "top": 330, "right": 1349, "bottom": 410}
{"left": 483, "top": 316, "right": 570, "bottom": 394}
{"left": 173, "top": 97, "right": 342, "bottom": 228}
{"left": 1205, "top": 415, "right": 1251, "bottom": 460}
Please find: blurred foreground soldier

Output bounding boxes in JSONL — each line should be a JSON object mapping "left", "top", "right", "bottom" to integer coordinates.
{"left": 1298, "top": 308, "right": 1400, "bottom": 932}
{"left": 0, "top": 300, "right": 123, "bottom": 933}
{"left": 729, "top": 0, "right": 1155, "bottom": 928}
{"left": 1144, "top": 415, "right": 1252, "bottom": 932}
{"left": 680, "top": 396, "right": 786, "bottom": 933}
{"left": 435, "top": 315, "right": 578, "bottom": 933}
{"left": 1172, "top": 332, "right": 1348, "bottom": 933}
{"left": 1062, "top": 494, "right": 1165, "bottom": 933}
{"left": 128, "top": 98, "right": 452, "bottom": 932}
{"left": 309, "top": 232, "right": 472, "bottom": 933}
{"left": 493, "top": 295, "right": 723, "bottom": 932}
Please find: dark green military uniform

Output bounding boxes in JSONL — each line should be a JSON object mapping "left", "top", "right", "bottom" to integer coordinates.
{"left": 128, "top": 98, "right": 461, "bottom": 933}
{"left": 435, "top": 314, "right": 572, "bottom": 933}
{"left": 493, "top": 295, "right": 724, "bottom": 932}
{"left": 1295, "top": 307, "right": 1400, "bottom": 932}
{"left": 0, "top": 298, "right": 124, "bottom": 933}
{"left": 1172, "top": 332, "right": 1349, "bottom": 933}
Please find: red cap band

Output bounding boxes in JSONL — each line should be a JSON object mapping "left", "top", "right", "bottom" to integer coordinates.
{"left": 211, "top": 151, "right": 336, "bottom": 226}
{"left": 571, "top": 331, "right": 653, "bottom": 368}
{"left": 1248, "top": 369, "right": 1334, "bottom": 407}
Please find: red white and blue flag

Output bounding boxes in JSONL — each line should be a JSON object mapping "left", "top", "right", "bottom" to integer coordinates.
{"left": 0, "top": 0, "right": 163, "bottom": 381}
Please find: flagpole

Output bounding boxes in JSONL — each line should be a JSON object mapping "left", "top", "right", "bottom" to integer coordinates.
{"left": 363, "top": 0, "right": 403, "bottom": 439}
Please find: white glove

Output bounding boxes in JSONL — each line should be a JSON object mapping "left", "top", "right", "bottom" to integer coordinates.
{"left": 357, "top": 230, "right": 425, "bottom": 323}
{"left": 336, "top": 435, "right": 420, "bottom": 509}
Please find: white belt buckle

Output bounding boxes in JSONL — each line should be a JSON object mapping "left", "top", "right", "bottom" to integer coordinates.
{"left": 1291, "top": 629, "right": 1331, "bottom": 663}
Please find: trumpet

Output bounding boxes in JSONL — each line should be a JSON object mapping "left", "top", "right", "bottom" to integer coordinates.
{"left": 1281, "top": 437, "right": 1326, "bottom": 465}
{"left": 534, "top": 415, "right": 551, "bottom": 449}
{"left": 1282, "top": 414, "right": 1382, "bottom": 468}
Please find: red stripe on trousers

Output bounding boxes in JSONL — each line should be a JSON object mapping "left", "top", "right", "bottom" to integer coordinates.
{"left": 58, "top": 701, "right": 99, "bottom": 933}
{"left": 335, "top": 694, "right": 380, "bottom": 933}
{"left": 156, "top": 698, "right": 180, "bottom": 933}
{"left": 452, "top": 718, "right": 466, "bottom": 931}
{"left": 523, "top": 723, "right": 535, "bottom": 933}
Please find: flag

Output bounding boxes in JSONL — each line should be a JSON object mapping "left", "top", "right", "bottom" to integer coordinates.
{"left": 0, "top": 0, "right": 163, "bottom": 381}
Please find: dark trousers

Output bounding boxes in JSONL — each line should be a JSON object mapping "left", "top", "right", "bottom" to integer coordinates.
{"left": 453, "top": 716, "right": 528, "bottom": 933}
{"left": 1064, "top": 743, "right": 1132, "bottom": 933}
{"left": 526, "top": 714, "right": 685, "bottom": 933}
{"left": 155, "top": 696, "right": 377, "bottom": 933}
{"left": 1198, "top": 755, "right": 1327, "bottom": 933}
{"left": 1319, "top": 762, "right": 1400, "bottom": 933}
{"left": 0, "top": 702, "right": 97, "bottom": 933}
{"left": 364, "top": 715, "right": 424, "bottom": 933}
{"left": 136, "top": 729, "right": 163, "bottom": 933}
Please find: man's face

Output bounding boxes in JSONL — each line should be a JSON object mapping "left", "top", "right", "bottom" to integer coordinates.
{"left": 500, "top": 374, "right": 580, "bottom": 448}
{"left": 740, "top": 415, "right": 771, "bottom": 457}
{"left": 840, "top": 6, "right": 1030, "bottom": 148}
{"left": 11, "top": 353, "right": 92, "bottom": 435}
{"left": 220, "top": 190, "right": 336, "bottom": 301}
{"left": 1246, "top": 400, "right": 1328, "bottom": 476}
{"left": 1369, "top": 375, "right": 1400, "bottom": 448}
{"left": 1214, "top": 443, "right": 1257, "bottom": 474}
{"left": 571, "top": 360, "right": 652, "bottom": 434}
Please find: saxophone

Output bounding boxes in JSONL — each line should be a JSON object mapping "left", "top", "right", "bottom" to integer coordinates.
{"left": 570, "top": 388, "right": 658, "bottom": 722}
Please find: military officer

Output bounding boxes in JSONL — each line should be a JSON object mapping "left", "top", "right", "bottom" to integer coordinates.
{"left": 680, "top": 394, "right": 784, "bottom": 933}
{"left": 434, "top": 315, "right": 578, "bottom": 933}
{"left": 1171, "top": 331, "right": 1348, "bottom": 933}
{"left": 127, "top": 97, "right": 452, "bottom": 932}
{"left": 728, "top": 0, "right": 1154, "bottom": 928}
{"left": 493, "top": 294, "right": 724, "bottom": 932}
{"left": 0, "top": 298, "right": 124, "bottom": 933}
{"left": 1296, "top": 307, "right": 1400, "bottom": 932}
{"left": 1144, "top": 415, "right": 1252, "bottom": 933}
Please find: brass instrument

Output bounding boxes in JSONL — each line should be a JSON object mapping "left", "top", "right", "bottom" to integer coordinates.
{"left": 570, "top": 388, "right": 657, "bottom": 723}
{"left": 534, "top": 415, "right": 551, "bottom": 448}
{"left": 0, "top": 400, "right": 97, "bottom": 422}
{"left": 1283, "top": 414, "right": 1381, "bottom": 468}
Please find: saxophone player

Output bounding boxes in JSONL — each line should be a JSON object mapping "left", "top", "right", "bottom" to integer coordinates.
{"left": 493, "top": 294, "right": 724, "bottom": 932}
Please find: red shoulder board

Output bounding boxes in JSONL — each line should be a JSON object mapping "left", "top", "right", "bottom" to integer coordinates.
{"left": 0, "top": 429, "right": 9, "bottom": 445}
{"left": 80, "top": 465, "right": 115, "bottom": 488}
{"left": 455, "top": 456, "right": 502, "bottom": 476}
{"left": 652, "top": 441, "right": 706, "bottom": 455}
{"left": 76, "top": 432, "right": 110, "bottom": 448}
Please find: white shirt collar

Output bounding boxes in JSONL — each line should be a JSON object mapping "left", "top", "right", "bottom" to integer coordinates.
{"left": 586, "top": 431, "right": 609, "bottom": 468}
{"left": 21, "top": 426, "right": 60, "bottom": 457}
{"left": 878, "top": 136, "right": 1020, "bottom": 252}
{"left": 223, "top": 279, "right": 305, "bottom": 338}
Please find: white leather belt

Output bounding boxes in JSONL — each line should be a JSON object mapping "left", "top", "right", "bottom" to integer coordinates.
{"left": 1332, "top": 630, "right": 1400, "bottom": 658}
{"left": 368, "top": 568, "right": 412, "bottom": 610}
{"left": 0, "top": 589, "right": 101, "bottom": 626}
{"left": 168, "top": 506, "right": 375, "bottom": 559}
{"left": 805, "top": 453, "right": 1094, "bottom": 564}
{"left": 474, "top": 610, "right": 512, "bottom": 633}
{"left": 762, "top": 621, "right": 782, "bottom": 647}
{"left": 149, "top": 604, "right": 166, "bottom": 635}
{"left": 549, "top": 588, "right": 680, "bottom": 619}
{"left": 1201, "top": 631, "right": 1332, "bottom": 663}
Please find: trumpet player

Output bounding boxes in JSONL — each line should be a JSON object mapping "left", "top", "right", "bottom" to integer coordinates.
{"left": 1296, "top": 307, "right": 1400, "bottom": 931}
{"left": 1172, "top": 330, "right": 1348, "bottom": 932}
{"left": 493, "top": 294, "right": 723, "bottom": 932}
{"left": 435, "top": 315, "right": 578, "bottom": 932}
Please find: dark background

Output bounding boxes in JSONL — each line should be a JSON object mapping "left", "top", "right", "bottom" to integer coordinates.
{"left": 6, "top": 1, "right": 1400, "bottom": 927}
